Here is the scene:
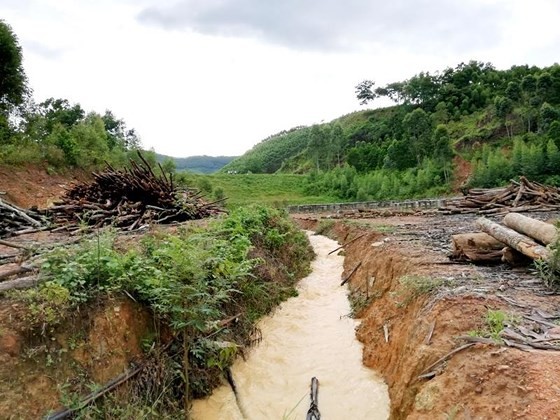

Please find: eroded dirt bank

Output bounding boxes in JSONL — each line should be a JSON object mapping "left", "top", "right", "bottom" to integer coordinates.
{"left": 295, "top": 213, "right": 560, "bottom": 419}
{"left": 0, "top": 296, "right": 151, "bottom": 417}
{"left": 0, "top": 164, "right": 87, "bottom": 208}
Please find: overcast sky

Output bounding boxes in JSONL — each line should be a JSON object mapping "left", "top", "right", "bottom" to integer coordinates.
{"left": 3, "top": 0, "right": 560, "bottom": 157}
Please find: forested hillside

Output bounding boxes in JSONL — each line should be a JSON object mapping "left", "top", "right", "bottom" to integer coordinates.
{"left": 155, "top": 154, "right": 237, "bottom": 174}
{"left": 223, "top": 61, "right": 560, "bottom": 201}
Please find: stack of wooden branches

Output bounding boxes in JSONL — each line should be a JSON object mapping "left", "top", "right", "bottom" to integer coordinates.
{"left": 43, "top": 153, "right": 226, "bottom": 231}
{"left": 441, "top": 177, "right": 560, "bottom": 215}
{"left": 0, "top": 198, "right": 47, "bottom": 238}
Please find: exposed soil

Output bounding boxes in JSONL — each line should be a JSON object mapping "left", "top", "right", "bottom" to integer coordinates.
{"left": 0, "top": 164, "right": 87, "bottom": 208}
{"left": 295, "top": 212, "right": 560, "bottom": 419}
{"left": 2, "top": 165, "right": 560, "bottom": 418}
{"left": 0, "top": 296, "right": 152, "bottom": 418}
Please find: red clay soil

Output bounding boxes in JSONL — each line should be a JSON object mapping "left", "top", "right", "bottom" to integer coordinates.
{"left": 295, "top": 214, "right": 560, "bottom": 419}
{"left": 452, "top": 155, "right": 472, "bottom": 190}
{"left": 0, "top": 164, "right": 87, "bottom": 208}
{"left": 0, "top": 297, "right": 151, "bottom": 418}
{"left": 2, "top": 165, "right": 560, "bottom": 418}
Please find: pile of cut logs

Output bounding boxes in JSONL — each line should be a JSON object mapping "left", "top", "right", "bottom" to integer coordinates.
{"left": 441, "top": 177, "right": 560, "bottom": 215}
{"left": 451, "top": 213, "right": 557, "bottom": 266}
{"left": 42, "top": 154, "right": 226, "bottom": 231}
{"left": 0, "top": 198, "right": 47, "bottom": 238}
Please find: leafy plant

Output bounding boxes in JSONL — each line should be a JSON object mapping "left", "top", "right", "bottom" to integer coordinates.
{"left": 25, "top": 204, "right": 314, "bottom": 410}
{"left": 469, "top": 309, "right": 518, "bottom": 342}
{"left": 535, "top": 223, "right": 560, "bottom": 289}
{"left": 10, "top": 281, "right": 71, "bottom": 329}
{"left": 315, "top": 219, "right": 335, "bottom": 235}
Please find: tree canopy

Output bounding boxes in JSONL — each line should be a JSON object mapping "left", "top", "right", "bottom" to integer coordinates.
{"left": 0, "top": 20, "right": 28, "bottom": 113}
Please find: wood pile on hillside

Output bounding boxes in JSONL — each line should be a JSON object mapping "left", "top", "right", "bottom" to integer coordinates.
{"left": 0, "top": 198, "right": 47, "bottom": 238}
{"left": 441, "top": 177, "right": 560, "bottom": 215}
{"left": 42, "top": 154, "right": 226, "bottom": 231}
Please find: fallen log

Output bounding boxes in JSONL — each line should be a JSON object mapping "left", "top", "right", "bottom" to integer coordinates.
{"left": 450, "top": 232, "right": 505, "bottom": 263}
{"left": 0, "top": 275, "right": 41, "bottom": 292}
{"left": 0, "top": 239, "right": 30, "bottom": 250}
{"left": 501, "top": 247, "right": 532, "bottom": 266}
{"left": 45, "top": 364, "right": 144, "bottom": 420}
{"left": 0, "top": 265, "right": 34, "bottom": 281}
{"left": 476, "top": 217, "right": 550, "bottom": 261}
{"left": 503, "top": 213, "right": 558, "bottom": 245}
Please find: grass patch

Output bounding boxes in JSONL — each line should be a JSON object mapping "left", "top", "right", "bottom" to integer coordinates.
{"left": 393, "top": 275, "right": 447, "bottom": 307}
{"left": 315, "top": 219, "right": 335, "bottom": 235}
{"left": 176, "top": 172, "right": 339, "bottom": 208}
{"left": 469, "top": 309, "right": 519, "bottom": 342}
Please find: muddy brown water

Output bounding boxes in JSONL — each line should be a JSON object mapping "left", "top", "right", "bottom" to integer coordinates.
{"left": 192, "top": 233, "right": 389, "bottom": 419}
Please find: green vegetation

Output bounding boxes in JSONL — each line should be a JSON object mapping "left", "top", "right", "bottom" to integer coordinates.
{"left": 315, "top": 219, "right": 336, "bottom": 235}
{"left": 222, "top": 126, "right": 310, "bottom": 174}
{"left": 394, "top": 275, "right": 447, "bottom": 307}
{"left": 469, "top": 309, "right": 518, "bottom": 342}
{"left": 535, "top": 222, "right": 560, "bottom": 290}
{"left": 223, "top": 61, "right": 560, "bottom": 203}
{"left": 175, "top": 172, "right": 339, "bottom": 207}
{"left": 155, "top": 153, "right": 237, "bottom": 174}
{"left": 0, "top": 20, "right": 28, "bottom": 122}
{"left": 10, "top": 206, "right": 314, "bottom": 415}
{"left": 0, "top": 20, "right": 149, "bottom": 170}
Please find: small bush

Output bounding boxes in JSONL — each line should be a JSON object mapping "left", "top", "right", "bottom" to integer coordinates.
{"left": 535, "top": 223, "right": 560, "bottom": 289}
{"left": 315, "top": 219, "right": 335, "bottom": 235}
{"left": 10, "top": 282, "right": 71, "bottom": 329}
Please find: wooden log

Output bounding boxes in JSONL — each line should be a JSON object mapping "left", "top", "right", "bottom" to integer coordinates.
{"left": 450, "top": 232, "right": 505, "bottom": 263}
{"left": 503, "top": 213, "right": 558, "bottom": 245}
{"left": 340, "top": 261, "right": 362, "bottom": 286}
{"left": 328, "top": 233, "right": 366, "bottom": 255}
{"left": 0, "top": 198, "right": 42, "bottom": 227}
{"left": 0, "top": 265, "right": 34, "bottom": 281}
{"left": 476, "top": 217, "right": 550, "bottom": 261}
{"left": 501, "top": 247, "right": 532, "bottom": 266}
{"left": 0, "top": 275, "right": 41, "bottom": 292}
{"left": 0, "top": 239, "right": 30, "bottom": 250}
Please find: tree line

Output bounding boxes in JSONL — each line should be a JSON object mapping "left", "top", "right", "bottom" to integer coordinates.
{"left": 0, "top": 20, "right": 147, "bottom": 170}
{"left": 225, "top": 59, "right": 560, "bottom": 202}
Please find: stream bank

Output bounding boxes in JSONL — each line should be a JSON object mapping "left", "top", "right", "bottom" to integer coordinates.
{"left": 192, "top": 233, "right": 389, "bottom": 419}
{"left": 295, "top": 213, "right": 560, "bottom": 419}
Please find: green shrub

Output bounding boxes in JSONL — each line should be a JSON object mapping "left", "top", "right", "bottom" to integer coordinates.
{"left": 10, "top": 282, "right": 71, "bottom": 329}
{"left": 30, "top": 205, "right": 313, "bottom": 401}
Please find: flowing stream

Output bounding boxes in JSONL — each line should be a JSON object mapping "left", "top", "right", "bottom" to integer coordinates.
{"left": 191, "top": 232, "right": 389, "bottom": 419}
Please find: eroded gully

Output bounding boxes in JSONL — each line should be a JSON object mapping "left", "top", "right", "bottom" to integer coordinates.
{"left": 192, "top": 232, "right": 389, "bottom": 419}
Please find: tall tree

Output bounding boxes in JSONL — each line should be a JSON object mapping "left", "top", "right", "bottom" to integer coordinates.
{"left": 355, "top": 80, "right": 377, "bottom": 105}
{"left": 0, "top": 20, "right": 28, "bottom": 113}
{"left": 402, "top": 108, "right": 433, "bottom": 164}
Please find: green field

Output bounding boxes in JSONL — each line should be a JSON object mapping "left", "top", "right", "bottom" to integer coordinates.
{"left": 178, "top": 173, "right": 339, "bottom": 208}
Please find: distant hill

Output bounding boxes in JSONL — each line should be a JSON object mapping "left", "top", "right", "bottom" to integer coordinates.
{"left": 220, "top": 61, "right": 560, "bottom": 203}
{"left": 155, "top": 154, "right": 237, "bottom": 174}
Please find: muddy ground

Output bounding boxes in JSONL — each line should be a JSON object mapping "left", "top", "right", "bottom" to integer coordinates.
{"left": 295, "top": 211, "right": 560, "bottom": 419}
{"left": 1, "top": 165, "right": 560, "bottom": 419}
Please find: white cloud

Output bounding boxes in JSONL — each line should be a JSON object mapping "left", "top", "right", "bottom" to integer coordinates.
{"left": 2, "top": 0, "right": 560, "bottom": 157}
